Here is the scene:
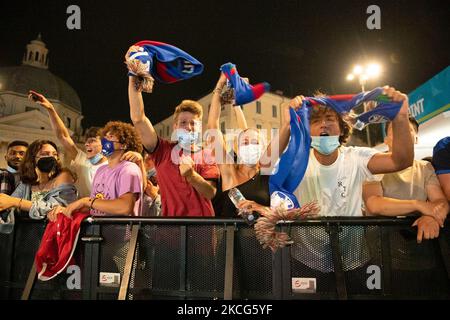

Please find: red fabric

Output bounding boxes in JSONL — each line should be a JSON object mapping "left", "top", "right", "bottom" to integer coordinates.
{"left": 251, "top": 83, "right": 268, "bottom": 101}
{"left": 35, "top": 211, "right": 90, "bottom": 281}
{"left": 155, "top": 61, "right": 178, "bottom": 83}
{"left": 307, "top": 94, "right": 355, "bottom": 105}
{"left": 149, "top": 138, "right": 219, "bottom": 217}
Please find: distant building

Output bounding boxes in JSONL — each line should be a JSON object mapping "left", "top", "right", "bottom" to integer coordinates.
{"left": 0, "top": 34, "right": 84, "bottom": 167}
{"left": 153, "top": 91, "right": 290, "bottom": 147}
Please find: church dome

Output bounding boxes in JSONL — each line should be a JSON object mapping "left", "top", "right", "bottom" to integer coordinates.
{"left": 0, "top": 34, "right": 81, "bottom": 112}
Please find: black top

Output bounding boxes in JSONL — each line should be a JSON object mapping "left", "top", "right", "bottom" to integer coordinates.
{"left": 214, "top": 173, "right": 270, "bottom": 218}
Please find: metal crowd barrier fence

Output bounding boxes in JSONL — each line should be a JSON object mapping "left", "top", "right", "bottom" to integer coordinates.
{"left": 1, "top": 216, "right": 449, "bottom": 300}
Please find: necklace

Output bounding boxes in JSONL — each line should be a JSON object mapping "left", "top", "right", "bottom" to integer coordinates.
{"left": 36, "top": 179, "right": 52, "bottom": 192}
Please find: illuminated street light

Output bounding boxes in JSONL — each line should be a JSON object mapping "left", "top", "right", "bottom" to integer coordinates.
{"left": 353, "top": 65, "right": 363, "bottom": 75}
{"left": 366, "top": 63, "right": 381, "bottom": 77}
{"left": 346, "top": 62, "right": 382, "bottom": 92}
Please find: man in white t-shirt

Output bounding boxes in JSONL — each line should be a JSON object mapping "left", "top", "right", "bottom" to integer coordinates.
{"left": 28, "top": 91, "right": 108, "bottom": 197}
{"left": 288, "top": 86, "right": 413, "bottom": 290}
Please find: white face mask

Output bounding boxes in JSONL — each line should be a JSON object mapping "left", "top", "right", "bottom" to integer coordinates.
{"left": 238, "top": 144, "right": 263, "bottom": 166}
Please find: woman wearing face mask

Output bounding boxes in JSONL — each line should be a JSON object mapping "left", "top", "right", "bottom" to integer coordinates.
{"left": 0, "top": 140, "right": 77, "bottom": 222}
{"left": 28, "top": 91, "right": 108, "bottom": 198}
{"left": 49, "top": 121, "right": 144, "bottom": 219}
{"left": 207, "top": 73, "right": 295, "bottom": 217}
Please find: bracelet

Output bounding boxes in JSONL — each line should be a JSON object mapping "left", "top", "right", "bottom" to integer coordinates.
{"left": 18, "top": 198, "right": 23, "bottom": 211}
{"left": 212, "top": 87, "right": 223, "bottom": 95}
{"left": 89, "top": 198, "right": 98, "bottom": 210}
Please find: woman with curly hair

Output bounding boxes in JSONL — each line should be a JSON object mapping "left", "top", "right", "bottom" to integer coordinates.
{"left": 0, "top": 139, "right": 77, "bottom": 225}
{"left": 49, "top": 121, "right": 144, "bottom": 218}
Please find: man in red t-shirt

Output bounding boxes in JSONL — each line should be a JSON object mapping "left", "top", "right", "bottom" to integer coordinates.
{"left": 128, "top": 76, "right": 219, "bottom": 216}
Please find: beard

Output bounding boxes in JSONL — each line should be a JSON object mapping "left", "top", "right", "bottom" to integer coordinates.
{"left": 7, "top": 161, "right": 19, "bottom": 170}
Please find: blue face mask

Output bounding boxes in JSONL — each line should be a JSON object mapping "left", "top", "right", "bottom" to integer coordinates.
{"left": 89, "top": 153, "right": 103, "bottom": 165}
{"left": 101, "top": 138, "right": 115, "bottom": 157}
{"left": 175, "top": 130, "right": 200, "bottom": 150}
{"left": 311, "top": 135, "right": 340, "bottom": 155}
{"left": 6, "top": 165, "right": 17, "bottom": 174}
{"left": 146, "top": 168, "right": 157, "bottom": 179}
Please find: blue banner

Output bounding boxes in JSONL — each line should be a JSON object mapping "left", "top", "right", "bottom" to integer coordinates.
{"left": 408, "top": 66, "right": 450, "bottom": 124}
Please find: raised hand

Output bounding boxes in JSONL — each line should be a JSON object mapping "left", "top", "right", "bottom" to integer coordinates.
{"left": 382, "top": 85, "right": 409, "bottom": 117}
{"left": 28, "top": 90, "right": 53, "bottom": 110}
{"left": 121, "top": 151, "right": 143, "bottom": 166}
{"left": 179, "top": 155, "right": 195, "bottom": 178}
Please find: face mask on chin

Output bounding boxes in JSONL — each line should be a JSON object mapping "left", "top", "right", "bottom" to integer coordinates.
{"left": 238, "top": 144, "right": 263, "bottom": 166}
{"left": 89, "top": 153, "right": 103, "bottom": 165}
{"left": 146, "top": 168, "right": 157, "bottom": 179}
{"left": 6, "top": 165, "right": 18, "bottom": 174}
{"left": 311, "top": 135, "right": 340, "bottom": 155}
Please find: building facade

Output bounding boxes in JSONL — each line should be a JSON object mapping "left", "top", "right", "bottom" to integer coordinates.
{"left": 153, "top": 91, "right": 290, "bottom": 148}
{"left": 0, "top": 34, "right": 84, "bottom": 167}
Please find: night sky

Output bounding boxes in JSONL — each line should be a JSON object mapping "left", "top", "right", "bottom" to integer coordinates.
{"left": 1, "top": 0, "right": 448, "bottom": 129}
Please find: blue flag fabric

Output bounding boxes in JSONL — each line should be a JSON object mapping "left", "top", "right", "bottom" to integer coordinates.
{"left": 269, "top": 106, "right": 310, "bottom": 210}
{"left": 220, "top": 62, "right": 270, "bottom": 105}
{"left": 305, "top": 87, "right": 402, "bottom": 130}
{"left": 269, "top": 87, "right": 402, "bottom": 209}
{"left": 127, "top": 40, "right": 204, "bottom": 84}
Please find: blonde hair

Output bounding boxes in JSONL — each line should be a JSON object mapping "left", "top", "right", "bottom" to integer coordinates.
{"left": 172, "top": 100, "right": 203, "bottom": 123}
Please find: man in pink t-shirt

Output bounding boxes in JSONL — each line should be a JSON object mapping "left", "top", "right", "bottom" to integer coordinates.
{"left": 58, "top": 121, "right": 144, "bottom": 218}
{"left": 90, "top": 160, "right": 142, "bottom": 216}
{"left": 128, "top": 76, "right": 219, "bottom": 217}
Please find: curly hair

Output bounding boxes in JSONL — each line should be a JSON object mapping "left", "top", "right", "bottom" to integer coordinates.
{"left": 19, "top": 140, "right": 63, "bottom": 185}
{"left": 100, "top": 121, "right": 143, "bottom": 153}
{"left": 310, "top": 91, "right": 352, "bottom": 145}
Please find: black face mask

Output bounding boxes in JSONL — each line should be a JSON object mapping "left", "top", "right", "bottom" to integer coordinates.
{"left": 36, "top": 157, "right": 57, "bottom": 173}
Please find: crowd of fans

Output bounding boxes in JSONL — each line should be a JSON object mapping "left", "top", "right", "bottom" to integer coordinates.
{"left": 0, "top": 65, "right": 449, "bottom": 282}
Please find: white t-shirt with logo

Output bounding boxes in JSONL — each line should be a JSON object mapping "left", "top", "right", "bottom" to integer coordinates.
{"left": 70, "top": 148, "right": 108, "bottom": 198}
{"left": 292, "top": 146, "right": 382, "bottom": 272}
{"left": 294, "top": 146, "right": 381, "bottom": 216}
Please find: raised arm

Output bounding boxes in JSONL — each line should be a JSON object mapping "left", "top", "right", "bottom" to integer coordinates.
{"left": 29, "top": 90, "right": 78, "bottom": 161}
{"left": 128, "top": 76, "right": 158, "bottom": 152}
{"left": 207, "top": 73, "right": 232, "bottom": 164}
{"left": 233, "top": 105, "right": 248, "bottom": 130}
{"left": 207, "top": 73, "right": 227, "bottom": 130}
{"left": 367, "top": 86, "right": 414, "bottom": 174}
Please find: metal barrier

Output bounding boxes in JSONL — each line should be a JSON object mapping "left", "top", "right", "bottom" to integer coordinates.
{"left": 1, "top": 216, "right": 450, "bottom": 300}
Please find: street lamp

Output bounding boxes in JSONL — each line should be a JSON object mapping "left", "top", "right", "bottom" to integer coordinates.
{"left": 346, "top": 62, "right": 382, "bottom": 146}
{"left": 347, "top": 63, "right": 381, "bottom": 92}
